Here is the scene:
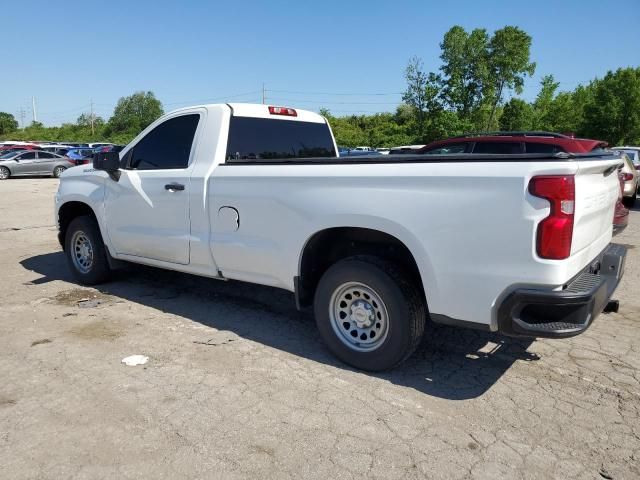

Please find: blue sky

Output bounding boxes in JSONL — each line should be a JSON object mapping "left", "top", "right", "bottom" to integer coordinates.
{"left": 3, "top": 0, "right": 639, "bottom": 126}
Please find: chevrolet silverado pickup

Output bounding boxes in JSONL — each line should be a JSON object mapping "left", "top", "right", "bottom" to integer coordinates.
{"left": 54, "top": 103, "right": 626, "bottom": 371}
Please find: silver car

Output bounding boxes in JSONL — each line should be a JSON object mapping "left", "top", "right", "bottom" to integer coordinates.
{"left": 0, "top": 150, "right": 75, "bottom": 180}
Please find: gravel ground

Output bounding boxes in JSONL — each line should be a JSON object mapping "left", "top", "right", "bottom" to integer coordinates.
{"left": 0, "top": 178, "right": 639, "bottom": 480}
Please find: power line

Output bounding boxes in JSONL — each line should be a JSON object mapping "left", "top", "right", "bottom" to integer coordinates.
{"left": 267, "top": 89, "right": 403, "bottom": 96}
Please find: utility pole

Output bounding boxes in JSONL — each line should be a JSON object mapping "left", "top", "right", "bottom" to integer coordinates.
{"left": 262, "top": 83, "right": 266, "bottom": 105}
{"left": 31, "top": 96, "right": 37, "bottom": 123}
{"left": 90, "top": 98, "right": 95, "bottom": 136}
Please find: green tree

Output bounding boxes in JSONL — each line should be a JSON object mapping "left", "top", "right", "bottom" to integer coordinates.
{"left": 0, "top": 112, "right": 18, "bottom": 134}
{"left": 105, "top": 91, "right": 163, "bottom": 136}
{"left": 499, "top": 98, "right": 534, "bottom": 130}
{"left": 402, "top": 56, "right": 440, "bottom": 140}
{"left": 581, "top": 67, "right": 640, "bottom": 145}
{"left": 532, "top": 75, "right": 560, "bottom": 130}
{"left": 439, "top": 26, "right": 491, "bottom": 120}
{"left": 77, "top": 113, "right": 105, "bottom": 128}
{"left": 486, "top": 26, "right": 536, "bottom": 128}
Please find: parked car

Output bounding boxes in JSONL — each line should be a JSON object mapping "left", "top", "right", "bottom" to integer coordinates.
{"left": 66, "top": 147, "right": 96, "bottom": 165}
{"left": 417, "top": 132, "right": 607, "bottom": 154}
{"left": 376, "top": 148, "right": 390, "bottom": 155}
{"left": 0, "top": 150, "right": 74, "bottom": 179}
{"left": 94, "top": 144, "right": 125, "bottom": 154}
{"left": 87, "top": 142, "right": 114, "bottom": 148}
{"left": 388, "top": 145, "right": 425, "bottom": 154}
{"left": 614, "top": 147, "right": 640, "bottom": 171}
{"left": 338, "top": 147, "right": 382, "bottom": 157}
{"left": 0, "top": 143, "right": 40, "bottom": 152}
{"left": 614, "top": 170, "right": 630, "bottom": 232}
{"left": 41, "top": 145, "right": 74, "bottom": 156}
{"left": 614, "top": 152, "right": 639, "bottom": 207}
{"left": 55, "top": 103, "right": 625, "bottom": 371}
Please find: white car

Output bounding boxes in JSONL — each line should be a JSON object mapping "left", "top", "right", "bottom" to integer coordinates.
{"left": 55, "top": 103, "right": 626, "bottom": 370}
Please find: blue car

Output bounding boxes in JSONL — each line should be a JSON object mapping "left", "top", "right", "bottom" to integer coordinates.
{"left": 66, "top": 147, "right": 96, "bottom": 165}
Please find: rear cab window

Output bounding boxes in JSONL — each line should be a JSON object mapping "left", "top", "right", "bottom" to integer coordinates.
{"left": 225, "top": 117, "right": 336, "bottom": 162}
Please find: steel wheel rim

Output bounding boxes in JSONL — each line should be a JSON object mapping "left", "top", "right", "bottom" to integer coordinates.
{"left": 70, "top": 230, "right": 94, "bottom": 274}
{"left": 54, "top": 167, "right": 64, "bottom": 177}
{"left": 0, "top": 168, "right": 8, "bottom": 179}
{"left": 329, "top": 282, "right": 389, "bottom": 352}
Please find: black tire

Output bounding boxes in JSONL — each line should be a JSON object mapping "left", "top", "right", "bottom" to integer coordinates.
{"left": 313, "top": 256, "right": 426, "bottom": 371}
{"left": 0, "top": 166, "right": 10, "bottom": 180}
{"left": 53, "top": 166, "right": 66, "bottom": 178}
{"left": 64, "top": 215, "right": 112, "bottom": 285}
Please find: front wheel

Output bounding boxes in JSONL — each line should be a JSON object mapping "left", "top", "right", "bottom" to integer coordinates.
{"left": 314, "top": 256, "right": 426, "bottom": 371}
{"left": 0, "top": 166, "right": 10, "bottom": 180}
{"left": 53, "top": 166, "right": 66, "bottom": 178}
{"left": 64, "top": 215, "right": 112, "bottom": 285}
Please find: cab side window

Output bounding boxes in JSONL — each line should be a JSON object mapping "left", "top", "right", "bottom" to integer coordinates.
{"left": 128, "top": 114, "right": 200, "bottom": 170}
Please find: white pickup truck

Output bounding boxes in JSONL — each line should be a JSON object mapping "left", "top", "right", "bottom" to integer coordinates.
{"left": 55, "top": 103, "right": 626, "bottom": 371}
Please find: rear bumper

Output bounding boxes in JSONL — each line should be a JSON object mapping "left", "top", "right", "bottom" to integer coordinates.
{"left": 497, "top": 243, "right": 626, "bottom": 338}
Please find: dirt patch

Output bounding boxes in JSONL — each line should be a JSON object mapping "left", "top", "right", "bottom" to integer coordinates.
{"left": 51, "top": 288, "right": 111, "bottom": 307}
{"left": 31, "top": 339, "right": 52, "bottom": 347}
{"left": 67, "top": 321, "right": 123, "bottom": 341}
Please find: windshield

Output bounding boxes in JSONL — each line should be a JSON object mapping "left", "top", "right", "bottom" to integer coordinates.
{"left": 0, "top": 150, "right": 21, "bottom": 159}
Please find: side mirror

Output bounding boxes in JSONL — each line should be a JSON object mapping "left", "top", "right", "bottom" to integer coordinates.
{"left": 93, "top": 151, "right": 120, "bottom": 172}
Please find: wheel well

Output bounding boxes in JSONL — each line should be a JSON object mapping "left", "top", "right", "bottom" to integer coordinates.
{"left": 57, "top": 202, "right": 97, "bottom": 250}
{"left": 297, "top": 227, "right": 424, "bottom": 308}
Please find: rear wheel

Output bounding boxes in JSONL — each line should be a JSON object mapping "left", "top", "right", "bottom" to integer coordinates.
{"left": 314, "top": 256, "right": 426, "bottom": 371}
{"left": 0, "top": 167, "right": 10, "bottom": 180}
{"left": 53, "top": 166, "right": 66, "bottom": 178}
{"left": 64, "top": 215, "right": 111, "bottom": 285}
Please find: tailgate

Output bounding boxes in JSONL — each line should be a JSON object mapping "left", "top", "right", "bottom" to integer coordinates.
{"left": 572, "top": 159, "right": 622, "bottom": 255}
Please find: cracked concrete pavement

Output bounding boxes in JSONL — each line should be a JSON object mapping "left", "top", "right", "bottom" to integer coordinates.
{"left": 0, "top": 178, "right": 639, "bottom": 479}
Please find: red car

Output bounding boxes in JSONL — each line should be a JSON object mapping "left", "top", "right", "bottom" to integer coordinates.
{"left": 0, "top": 144, "right": 40, "bottom": 152}
{"left": 417, "top": 131, "right": 607, "bottom": 155}
{"left": 417, "top": 131, "right": 628, "bottom": 233}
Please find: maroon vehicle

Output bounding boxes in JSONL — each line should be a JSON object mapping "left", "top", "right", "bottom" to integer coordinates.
{"left": 0, "top": 144, "right": 41, "bottom": 152}
{"left": 418, "top": 131, "right": 628, "bottom": 234}
{"left": 416, "top": 131, "right": 607, "bottom": 155}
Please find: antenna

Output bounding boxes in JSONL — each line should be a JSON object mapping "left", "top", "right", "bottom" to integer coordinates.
{"left": 262, "top": 83, "right": 266, "bottom": 105}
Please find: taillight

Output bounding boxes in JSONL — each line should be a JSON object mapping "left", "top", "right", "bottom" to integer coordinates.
{"left": 622, "top": 172, "right": 634, "bottom": 182}
{"left": 268, "top": 106, "right": 297, "bottom": 117}
{"left": 529, "top": 175, "right": 575, "bottom": 260}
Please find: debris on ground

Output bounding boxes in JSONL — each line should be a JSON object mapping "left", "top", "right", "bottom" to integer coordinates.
{"left": 193, "top": 330, "right": 238, "bottom": 346}
{"left": 121, "top": 355, "right": 149, "bottom": 366}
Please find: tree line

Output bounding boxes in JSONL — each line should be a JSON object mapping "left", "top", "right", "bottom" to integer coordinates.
{"left": 1, "top": 25, "right": 639, "bottom": 148}
{"left": 326, "top": 26, "right": 639, "bottom": 148}
{"left": 0, "top": 91, "right": 164, "bottom": 145}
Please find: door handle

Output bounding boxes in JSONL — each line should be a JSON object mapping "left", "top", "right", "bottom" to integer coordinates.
{"left": 165, "top": 183, "right": 185, "bottom": 191}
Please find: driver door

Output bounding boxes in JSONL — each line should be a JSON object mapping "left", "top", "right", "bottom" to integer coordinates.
{"left": 104, "top": 113, "right": 201, "bottom": 265}
{"left": 13, "top": 151, "right": 38, "bottom": 175}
